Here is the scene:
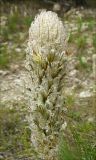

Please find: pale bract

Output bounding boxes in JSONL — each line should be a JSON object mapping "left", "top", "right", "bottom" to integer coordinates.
{"left": 28, "top": 11, "right": 67, "bottom": 56}
{"left": 25, "top": 11, "right": 68, "bottom": 160}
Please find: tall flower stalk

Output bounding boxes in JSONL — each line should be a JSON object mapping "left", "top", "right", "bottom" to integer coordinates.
{"left": 26, "top": 11, "right": 68, "bottom": 160}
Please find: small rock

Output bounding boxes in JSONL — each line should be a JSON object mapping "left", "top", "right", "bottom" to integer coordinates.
{"left": 0, "top": 154, "right": 4, "bottom": 159}
{"left": 15, "top": 48, "right": 21, "bottom": 52}
{"left": 79, "top": 90, "right": 92, "bottom": 98}
{"left": 69, "top": 69, "right": 77, "bottom": 76}
{"left": 88, "top": 117, "right": 94, "bottom": 123}
{"left": 53, "top": 3, "right": 61, "bottom": 12}
{"left": 0, "top": 70, "right": 9, "bottom": 76}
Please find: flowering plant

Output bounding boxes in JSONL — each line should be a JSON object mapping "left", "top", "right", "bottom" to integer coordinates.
{"left": 26, "top": 11, "right": 68, "bottom": 160}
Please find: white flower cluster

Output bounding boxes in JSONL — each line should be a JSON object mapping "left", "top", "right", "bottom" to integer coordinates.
{"left": 25, "top": 11, "right": 68, "bottom": 159}
{"left": 28, "top": 10, "right": 67, "bottom": 56}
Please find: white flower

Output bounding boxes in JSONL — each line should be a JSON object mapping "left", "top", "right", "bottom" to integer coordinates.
{"left": 28, "top": 11, "right": 68, "bottom": 56}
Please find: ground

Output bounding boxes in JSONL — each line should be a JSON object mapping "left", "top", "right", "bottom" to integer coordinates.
{"left": 0, "top": 1, "right": 96, "bottom": 159}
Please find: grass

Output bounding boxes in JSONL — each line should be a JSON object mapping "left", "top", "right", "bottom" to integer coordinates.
{"left": 58, "top": 89, "right": 96, "bottom": 160}
{"left": 0, "top": 43, "right": 25, "bottom": 69}
{"left": 77, "top": 17, "right": 83, "bottom": 33}
{"left": 0, "top": 2, "right": 96, "bottom": 69}
{"left": 0, "top": 44, "right": 10, "bottom": 69}
{"left": 0, "top": 3, "right": 33, "bottom": 69}
{"left": 0, "top": 1, "right": 96, "bottom": 160}
{"left": 65, "top": 95, "right": 75, "bottom": 107}
{"left": 0, "top": 103, "right": 34, "bottom": 159}
{"left": 58, "top": 138, "right": 78, "bottom": 160}
{"left": 76, "top": 55, "right": 92, "bottom": 72}
{"left": 76, "top": 36, "right": 87, "bottom": 49}
{"left": 93, "top": 34, "right": 96, "bottom": 49}
{"left": 58, "top": 92, "right": 96, "bottom": 160}
{"left": 58, "top": 121, "right": 96, "bottom": 160}
{"left": 1, "top": 100, "right": 95, "bottom": 160}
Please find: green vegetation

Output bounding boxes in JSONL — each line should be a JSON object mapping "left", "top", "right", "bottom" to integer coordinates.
{"left": 0, "top": 3, "right": 33, "bottom": 69}
{"left": 76, "top": 36, "right": 87, "bottom": 49}
{"left": 0, "top": 1, "right": 96, "bottom": 160}
{"left": 65, "top": 95, "right": 75, "bottom": 107}
{"left": 0, "top": 103, "right": 34, "bottom": 159}
{"left": 0, "top": 50, "right": 9, "bottom": 69}
{"left": 93, "top": 34, "right": 96, "bottom": 49}
{"left": 58, "top": 123, "right": 96, "bottom": 160}
{"left": 0, "top": 43, "right": 25, "bottom": 69}
{"left": 77, "top": 17, "right": 83, "bottom": 33}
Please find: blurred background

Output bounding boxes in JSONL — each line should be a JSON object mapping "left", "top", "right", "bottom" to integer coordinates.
{"left": 0, "top": 0, "right": 96, "bottom": 160}
{"left": 0, "top": 0, "right": 96, "bottom": 69}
